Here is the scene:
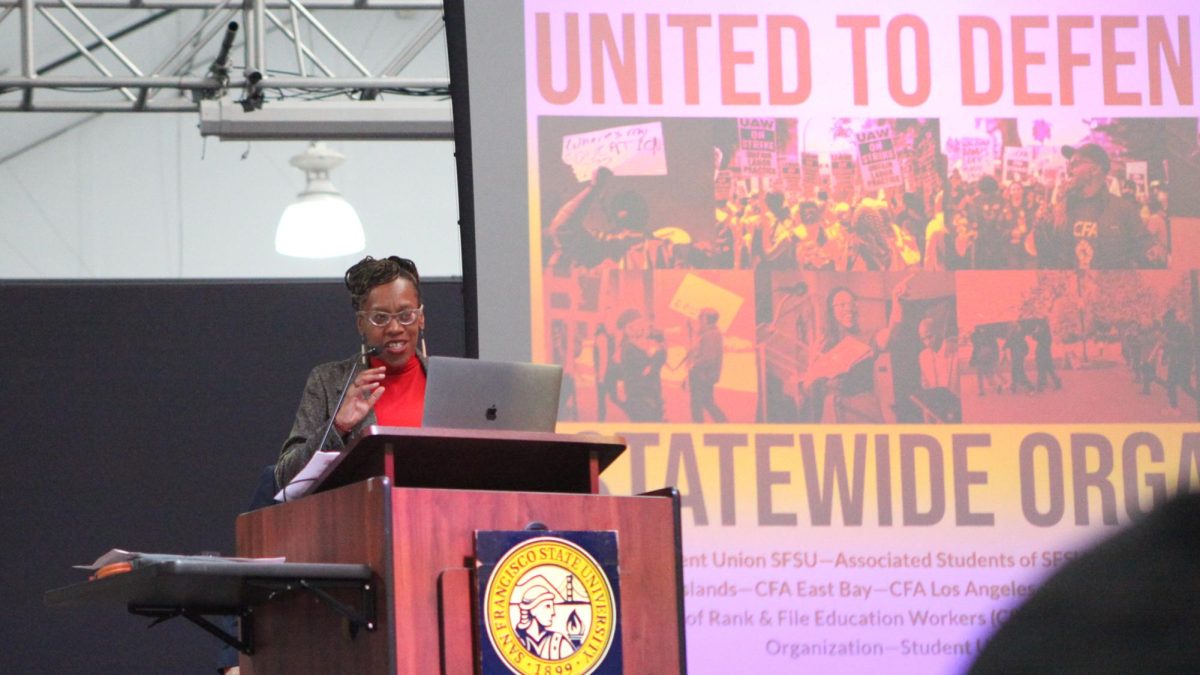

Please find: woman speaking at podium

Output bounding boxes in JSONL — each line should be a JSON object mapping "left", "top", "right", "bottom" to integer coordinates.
{"left": 275, "top": 255, "right": 428, "bottom": 488}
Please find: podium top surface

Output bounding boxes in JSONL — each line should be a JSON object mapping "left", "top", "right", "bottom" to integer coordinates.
{"left": 45, "top": 559, "right": 373, "bottom": 614}
{"left": 318, "top": 426, "right": 627, "bottom": 494}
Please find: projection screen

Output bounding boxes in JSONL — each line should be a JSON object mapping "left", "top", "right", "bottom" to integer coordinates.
{"left": 448, "top": 1, "right": 1200, "bottom": 671}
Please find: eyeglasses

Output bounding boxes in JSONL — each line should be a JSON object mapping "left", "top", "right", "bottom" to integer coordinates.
{"left": 359, "top": 306, "right": 423, "bottom": 327}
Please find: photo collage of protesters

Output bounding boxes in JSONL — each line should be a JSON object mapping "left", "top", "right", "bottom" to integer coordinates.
{"left": 536, "top": 115, "right": 1200, "bottom": 424}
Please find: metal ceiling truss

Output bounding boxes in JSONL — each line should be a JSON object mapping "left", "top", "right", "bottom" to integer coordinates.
{"left": 0, "top": 0, "right": 449, "bottom": 113}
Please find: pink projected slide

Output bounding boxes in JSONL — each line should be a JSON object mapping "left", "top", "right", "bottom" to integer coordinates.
{"left": 522, "top": 1, "right": 1199, "bottom": 672}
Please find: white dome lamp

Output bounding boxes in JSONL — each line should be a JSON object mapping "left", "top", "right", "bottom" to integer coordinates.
{"left": 275, "top": 142, "right": 366, "bottom": 258}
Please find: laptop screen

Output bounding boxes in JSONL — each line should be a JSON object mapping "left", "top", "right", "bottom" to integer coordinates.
{"left": 421, "top": 356, "right": 563, "bottom": 432}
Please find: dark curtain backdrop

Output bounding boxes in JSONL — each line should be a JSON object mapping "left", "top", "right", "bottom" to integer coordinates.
{"left": 0, "top": 279, "right": 465, "bottom": 673}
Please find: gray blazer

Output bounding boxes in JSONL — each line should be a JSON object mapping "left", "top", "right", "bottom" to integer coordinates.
{"left": 275, "top": 353, "right": 426, "bottom": 488}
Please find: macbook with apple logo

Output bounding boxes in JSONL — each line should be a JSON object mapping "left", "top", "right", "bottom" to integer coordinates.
{"left": 421, "top": 356, "right": 563, "bottom": 432}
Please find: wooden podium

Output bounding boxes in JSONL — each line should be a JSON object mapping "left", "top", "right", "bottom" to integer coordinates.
{"left": 236, "top": 426, "right": 686, "bottom": 674}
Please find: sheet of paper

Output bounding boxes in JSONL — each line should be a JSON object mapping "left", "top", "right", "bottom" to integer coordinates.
{"left": 806, "top": 335, "right": 874, "bottom": 382}
{"left": 274, "top": 449, "right": 341, "bottom": 502}
{"left": 75, "top": 549, "right": 285, "bottom": 571}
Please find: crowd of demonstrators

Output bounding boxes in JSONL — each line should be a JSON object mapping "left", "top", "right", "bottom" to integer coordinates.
{"left": 943, "top": 143, "right": 1168, "bottom": 271}
{"left": 546, "top": 163, "right": 950, "bottom": 274}
{"left": 547, "top": 144, "right": 1168, "bottom": 274}
{"left": 951, "top": 176, "right": 1042, "bottom": 270}
{"left": 1122, "top": 310, "right": 1198, "bottom": 416}
{"left": 702, "top": 187, "right": 931, "bottom": 272}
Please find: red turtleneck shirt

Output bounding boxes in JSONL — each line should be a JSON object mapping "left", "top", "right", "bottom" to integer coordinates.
{"left": 369, "top": 355, "right": 426, "bottom": 427}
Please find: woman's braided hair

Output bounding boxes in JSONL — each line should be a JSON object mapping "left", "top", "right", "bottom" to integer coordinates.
{"left": 344, "top": 255, "right": 421, "bottom": 310}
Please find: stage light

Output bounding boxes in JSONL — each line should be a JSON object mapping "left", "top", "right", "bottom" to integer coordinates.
{"left": 199, "top": 100, "right": 453, "bottom": 140}
{"left": 275, "top": 142, "right": 365, "bottom": 258}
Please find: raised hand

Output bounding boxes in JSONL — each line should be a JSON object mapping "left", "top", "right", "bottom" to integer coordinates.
{"left": 333, "top": 366, "right": 386, "bottom": 434}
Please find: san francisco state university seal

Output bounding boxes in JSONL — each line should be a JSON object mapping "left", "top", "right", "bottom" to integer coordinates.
{"left": 483, "top": 536, "right": 617, "bottom": 674}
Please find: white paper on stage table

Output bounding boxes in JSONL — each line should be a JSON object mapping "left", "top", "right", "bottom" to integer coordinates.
{"left": 274, "top": 449, "right": 340, "bottom": 501}
{"left": 75, "top": 549, "right": 285, "bottom": 570}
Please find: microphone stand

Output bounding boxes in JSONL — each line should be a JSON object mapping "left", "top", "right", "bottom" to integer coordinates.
{"left": 314, "top": 347, "right": 378, "bottom": 455}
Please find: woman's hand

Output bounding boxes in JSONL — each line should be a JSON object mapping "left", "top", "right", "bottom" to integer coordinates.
{"left": 333, "top": 366, "right": 386, "bottom": 434}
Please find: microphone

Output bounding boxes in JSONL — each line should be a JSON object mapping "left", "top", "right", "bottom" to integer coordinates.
{"left": 314, "top": 346, "right": 380, "bottom": 457}
{"left": 360, "top": 342, "right": 378, "bottom": 368}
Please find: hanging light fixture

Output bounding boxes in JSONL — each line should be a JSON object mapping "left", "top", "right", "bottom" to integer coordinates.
{"left": 275, "top": 142, "right": 366, "bottom": 258}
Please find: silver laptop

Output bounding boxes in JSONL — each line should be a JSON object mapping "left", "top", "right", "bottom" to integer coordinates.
{"left": 422, "top": 356, "right": 563, "bottom": 432}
